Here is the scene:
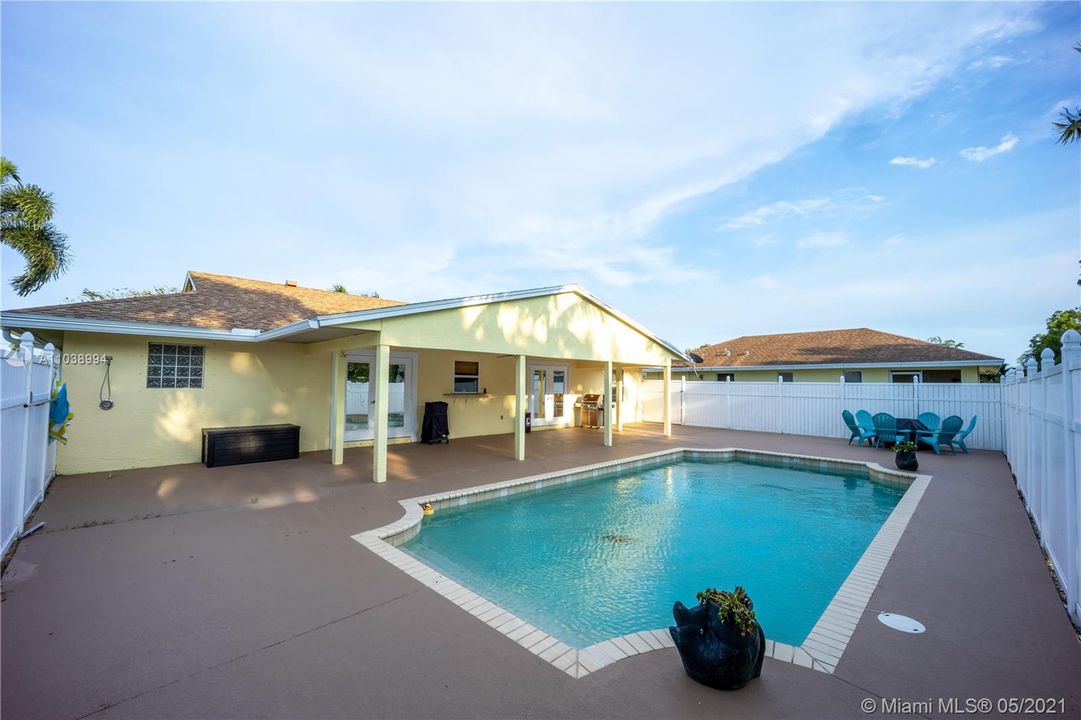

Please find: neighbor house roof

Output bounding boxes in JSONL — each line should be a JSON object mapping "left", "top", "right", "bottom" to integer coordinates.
{"left": 679, "top": 328, "right": 1002, "bottom": 370}
{"left": 11, "top": 271, "right": 406, "bottom": 332}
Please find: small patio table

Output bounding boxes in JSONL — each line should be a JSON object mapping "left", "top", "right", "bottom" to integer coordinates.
{"left": 896, "top": 418, "right": 930, "bottom": 448}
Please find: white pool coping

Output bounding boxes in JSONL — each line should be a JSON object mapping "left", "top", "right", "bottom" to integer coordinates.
{"left": 351, "top": 447, "right": 932, "bottom": 679}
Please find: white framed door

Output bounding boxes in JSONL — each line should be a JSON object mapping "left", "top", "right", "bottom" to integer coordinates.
{"left": 344, "top": 350, "right": 417, "bottom": 441}
{"left": 529, "top": 363, "right": 570, "bottom": 426}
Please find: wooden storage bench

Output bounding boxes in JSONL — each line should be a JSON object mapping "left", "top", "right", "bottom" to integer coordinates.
{"left": 201, "top": 424, "right": 300, "bottom": 468}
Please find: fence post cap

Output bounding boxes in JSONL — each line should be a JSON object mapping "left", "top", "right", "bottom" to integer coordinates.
{"left": 18, "top": 330, "right": 34, "bottom": 346}
{"left": 1024, "top": 358, "right": 1038, "bottom": 375}
{"left": 1039, "top": 347, "right": 1056, "bottom": 367}
{"left": 1062, "top": 328, "right": 1081, "bottom": 347}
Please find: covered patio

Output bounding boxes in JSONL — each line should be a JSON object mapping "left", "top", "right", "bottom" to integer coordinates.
{"left": 312, "top": 287, "right": 679, "bottom": 482}
{"left": 2, "top": 425, "right": 1078, "bottom": 719}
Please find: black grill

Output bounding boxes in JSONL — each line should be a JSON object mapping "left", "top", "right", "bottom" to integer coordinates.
{"left": 422, "top": 401, "right": 450, "bottom": 444}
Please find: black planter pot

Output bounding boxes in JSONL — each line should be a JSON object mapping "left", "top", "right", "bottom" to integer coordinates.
{"left": 895, "top": 451, "right": 918, "bottom": 471}
{"left": 669, "top": 600, "right": 765, "bottom": 690}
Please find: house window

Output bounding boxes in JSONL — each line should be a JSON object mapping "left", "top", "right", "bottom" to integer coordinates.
{"left": 147, "top": 343, "right": 204, "bottom": 388}
{"left": 453, "top": 360, "right": 480, "bottom": 393}
{"left": 890, "top": 371, "right": 921, "bottom": 384}
{"left": 716, "top": 373, "right": 735, "bottom": 382}
{"left": 777, "top": 372, "right": 794, "bottom": 382}
{"left": 922, "top": 369, "right": 962, "bottom": 383}
{"left": 843, "top": 371, "right": 863, "bottom": 383}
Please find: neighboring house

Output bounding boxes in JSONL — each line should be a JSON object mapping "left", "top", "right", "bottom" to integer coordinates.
{"left": 1, "top": 271, "right": 686, "bottom": 479}
{"left": 644, "top": 328, "right": 1003, "bottom": 383}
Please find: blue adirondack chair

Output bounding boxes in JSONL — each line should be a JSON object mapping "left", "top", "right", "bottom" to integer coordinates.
{"left": 917, "top": 412, "right": 941, "bottom": 433}
{"left": 921, "top": 415, "right": 964, "bottom": 455}
{"left": 843, "top": 410, "right": 876, "bottom": 446}
{"left": 855, "top": 410, "right": 878, "bottom": 446}
{"left": 915, "top": 411, "right": 941, "bottom": 444}
{"left": 949, "top": 416, "right": 978, "bottom": 454}
{"left": 871, "top": 412, "right": 906, "bottom": 447}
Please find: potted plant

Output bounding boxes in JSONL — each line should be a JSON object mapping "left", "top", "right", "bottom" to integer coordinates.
{"left": 669, "top": 586, "right": 765, "bottom": 690}
{"left": 894, "top": 440, "right": 918, "bottom": 471}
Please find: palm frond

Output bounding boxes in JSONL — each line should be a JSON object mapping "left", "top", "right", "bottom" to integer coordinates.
{"left": 2, "top": 222, "right": 71, "bottom": 295}
{"left": 1054, "top": 107, "right": 1081, "bottom": 145}
{"left": 0, "top": 184, "right": 55, "bottom": 228}
{"left": 0, "top": 157, "right": 21, "bottom": 186}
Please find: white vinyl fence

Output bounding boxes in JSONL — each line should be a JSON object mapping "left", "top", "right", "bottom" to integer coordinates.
{"left": 640, "top": 378, "right": 1004, "bottom": 450}
{"left": 1, "top": 332, "right": 60, "bottom": 556}
{"left": 1002, "top": 331, "right": 1081, "bottom": 625}
{"left": 345, "top": 382, "right": 406, "bottom": 416}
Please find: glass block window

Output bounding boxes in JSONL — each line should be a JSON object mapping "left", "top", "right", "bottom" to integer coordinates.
{"left": 147, "top": 343, "right": 204, "bottom": 389}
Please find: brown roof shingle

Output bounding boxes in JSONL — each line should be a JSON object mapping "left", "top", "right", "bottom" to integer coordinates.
{"left": 12, "top": 271, "right": 406, "bottom": 331}
{"left": 684, "top": 328, "right": 1001, "bottom": 367}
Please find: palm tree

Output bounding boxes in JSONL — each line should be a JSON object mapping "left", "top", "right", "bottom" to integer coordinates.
{"left": 1, "top": 157, "right": 70, "bottom": 295}
{"left": 1054, "top": 44, "right": 1081, "bottom": 145}
{"left": 1055, "top": 108, "right": 1081, "bottom": 144}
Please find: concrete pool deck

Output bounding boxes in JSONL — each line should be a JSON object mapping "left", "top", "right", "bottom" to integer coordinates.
{"left": 2, "top": 425, "right": 1079, "bottom": 719}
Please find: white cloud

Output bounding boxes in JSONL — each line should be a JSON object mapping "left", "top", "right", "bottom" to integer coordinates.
{"left": 1, "top": 2, "right": 1047, "bottom": 310}
{"left": 889, "top": 156, "right": 937, "bottom": 169}
{"left": 968, "top": 55, "right": 1012, "bottom": 71}
{"left": 651, "top": 207, "right": 1078, "bottom": 363}
{"left": 217, "top": 3, "right": 1041, "bottom": 295}
{"left": 752, "top": 274, "right": 779, "bottom": 290}
{"left": 797, "top": 231, "right": 848, "bottom": 249}
{"left": 723, "top": 189, "right": 883, "bottom": 230}
{"left": 959, "top": 133, "right": 1020, "bottom": 161}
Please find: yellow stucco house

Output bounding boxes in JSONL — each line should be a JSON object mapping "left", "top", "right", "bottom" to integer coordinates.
{"left": 1, "top": 272, "right": 686, "bottom": 481}
{"left": 645, "top": 328, "right": 1003, "bottom": 384}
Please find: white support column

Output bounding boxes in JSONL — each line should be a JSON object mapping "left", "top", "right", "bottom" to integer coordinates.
{"left": 662, "top": 359, "right": 672, "bottom": 438}
{"left": 515, "top": 354, "right": 526, "bottom": 461}
{"left": 615, "top": 370, "right": 624, "bottom": 432}
{"left": 372, "top": 343, "right": 390, "bottom": 483}
{"left": 1062, "top": 329, "right": 1081, "bottom": 625}
{"left": 603, "top": 360, "right": 614, "bottom": 447}
{"left": 330, "top": 351, "right": 346, "bottom": 466}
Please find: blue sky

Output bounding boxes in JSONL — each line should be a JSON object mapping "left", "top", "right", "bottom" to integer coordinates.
{"left": 2, "top": 2, "right": 1078, "bottom": 362}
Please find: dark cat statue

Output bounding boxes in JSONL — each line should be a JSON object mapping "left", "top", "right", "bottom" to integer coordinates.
{"left": 669, "top": 599, "right": 766, "bottom": 690}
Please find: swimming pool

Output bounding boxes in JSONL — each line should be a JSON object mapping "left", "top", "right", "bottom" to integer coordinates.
{"left": 402, "top": 455, "right": 902, "bottom": 647}
{"left": 354, "top": 448, "right": 929, "bottom": 678}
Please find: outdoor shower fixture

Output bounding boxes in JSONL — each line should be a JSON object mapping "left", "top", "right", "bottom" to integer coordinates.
{"left": 99, "top": 356, "right": 114, "bottom": 410}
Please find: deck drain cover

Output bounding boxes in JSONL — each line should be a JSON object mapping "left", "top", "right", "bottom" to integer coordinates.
{"left": 877, "top": 612, "right": 925, "bottom": 634}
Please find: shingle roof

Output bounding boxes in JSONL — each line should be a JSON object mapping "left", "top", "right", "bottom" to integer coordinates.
{"left": 12, "top": 271, "right": 406, "bottom": 331}
{"left": 683, "top": 328, "right": 1001, "bottom": 367}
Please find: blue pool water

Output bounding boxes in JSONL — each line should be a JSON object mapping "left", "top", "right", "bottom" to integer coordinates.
{"left": 401, "top": 458, "right": 905, "bottom": 648}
